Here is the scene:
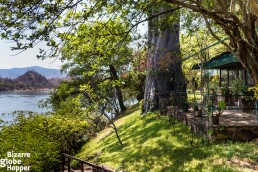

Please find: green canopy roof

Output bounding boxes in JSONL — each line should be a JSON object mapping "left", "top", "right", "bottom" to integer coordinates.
{"left": 192, "top": 52, "right": 242, "bottom": 69}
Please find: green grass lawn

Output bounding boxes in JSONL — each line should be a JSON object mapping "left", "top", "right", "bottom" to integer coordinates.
{"left": 76, "top": 105, "right": 258, "bottom": 172}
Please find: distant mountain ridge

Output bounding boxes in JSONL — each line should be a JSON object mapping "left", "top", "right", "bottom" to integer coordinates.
{"left": 0, "top": 71, "right": 54, "bottom": 91}
{"left": 15, "top": 71, "right": 53, "bottom": 89}
{"left": 0, "top": 66, "right": 66, "bottom": 79}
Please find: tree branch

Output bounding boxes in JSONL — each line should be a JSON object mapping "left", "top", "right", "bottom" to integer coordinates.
{"left": 202, "top": 15, "right": 237, "bottom": 57}
{"left": 128, "top": 6, "right": 182, "bottom": 34}
{"left": 166, "top": 0, "right": 242, "bottom": 26}
{"left": 114, "top": 6, "right": 182, "bottom": 48}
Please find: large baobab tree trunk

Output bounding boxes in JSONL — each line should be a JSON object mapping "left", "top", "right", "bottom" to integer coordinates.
{"left": 144, "top": 9, "right": 186, "bottom": 113}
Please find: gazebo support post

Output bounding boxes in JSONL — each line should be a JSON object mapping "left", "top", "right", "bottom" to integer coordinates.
{"left": 256, "top": 99, "right": 258, "bottom": 123}
{"left": 219, "top": 69, "right": 222, "bottom": 87}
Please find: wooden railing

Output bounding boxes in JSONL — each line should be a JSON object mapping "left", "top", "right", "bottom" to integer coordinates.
{"left": 62, "top": 153, "right": 115, "bottom": 172}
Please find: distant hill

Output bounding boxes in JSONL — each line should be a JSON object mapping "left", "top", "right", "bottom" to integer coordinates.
{"left": 0, "top": 77, "right": 15, "bottom": 91}
{"left": 0, "top": 66, "right": 66, "bottom": 79}
{"left": 15, "top": 71, "right": 53, "bottom": 89}
{"left": 0, "top": 71, "right": 55, "bottom": 91}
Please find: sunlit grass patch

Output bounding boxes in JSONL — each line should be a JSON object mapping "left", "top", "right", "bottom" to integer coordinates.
{"left": 77, "top": 105, "right": 258, "bottom": 171}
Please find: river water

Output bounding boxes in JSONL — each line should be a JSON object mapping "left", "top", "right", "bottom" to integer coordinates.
{"left": 0, "top": 90, "right": 51, "bottom": 121}
{"left": 0, "top": 90, "right": 138, "bottom": 122}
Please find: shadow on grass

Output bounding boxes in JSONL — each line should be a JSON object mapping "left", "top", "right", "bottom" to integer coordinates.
{"left": 83, "top": 109, "right": 258, "bottom": 171}
{"left": 96, "top": 112, "right": 212, "bottom": 171}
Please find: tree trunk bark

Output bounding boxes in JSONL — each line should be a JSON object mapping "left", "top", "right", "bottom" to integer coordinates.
{"left": 229, "top": 27, "right": 258, "bottom": 85}
{"left": 144, "top": 8, "right": 186, "bottom": 113}
{"left": 238, "top": 48, "right": 258, "bottom": 84}
{"left": 109, "top": 65, "right": 126, "bottom": 112}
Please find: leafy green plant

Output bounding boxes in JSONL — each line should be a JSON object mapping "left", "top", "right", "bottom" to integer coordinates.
{"left": 230, "top": 78, "right": 244, "bottom": 94}
{"left": 209, "top": 75, "right": 220, "bottom": 90}
{"left": 221, "top": 87, "right": 230, "bottom": 95}
{"left": 193, "top": 104, "right": 199, "bottom": 111}
{"left": 240, "top": 86, "right": 256, "bottom": 107}
{"left": 0, "top": 112, "right": 90, "bottom": 171}
{"left": 214, "top": 100, "right": 226, "bottom": 116}
{"left": 253, "top": 84, "right": 258, "bottom": 98}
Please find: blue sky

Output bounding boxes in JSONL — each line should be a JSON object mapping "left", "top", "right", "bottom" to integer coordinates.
{"left": 0, "top": 40, "right": 63, "bottom": 69}
{"left": 0, "top": 21, "right": 147, "bottom": 70}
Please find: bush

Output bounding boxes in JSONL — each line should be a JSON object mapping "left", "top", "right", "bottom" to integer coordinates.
{"left": 0, "top": 112, "right": 90, "bottom": 171}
